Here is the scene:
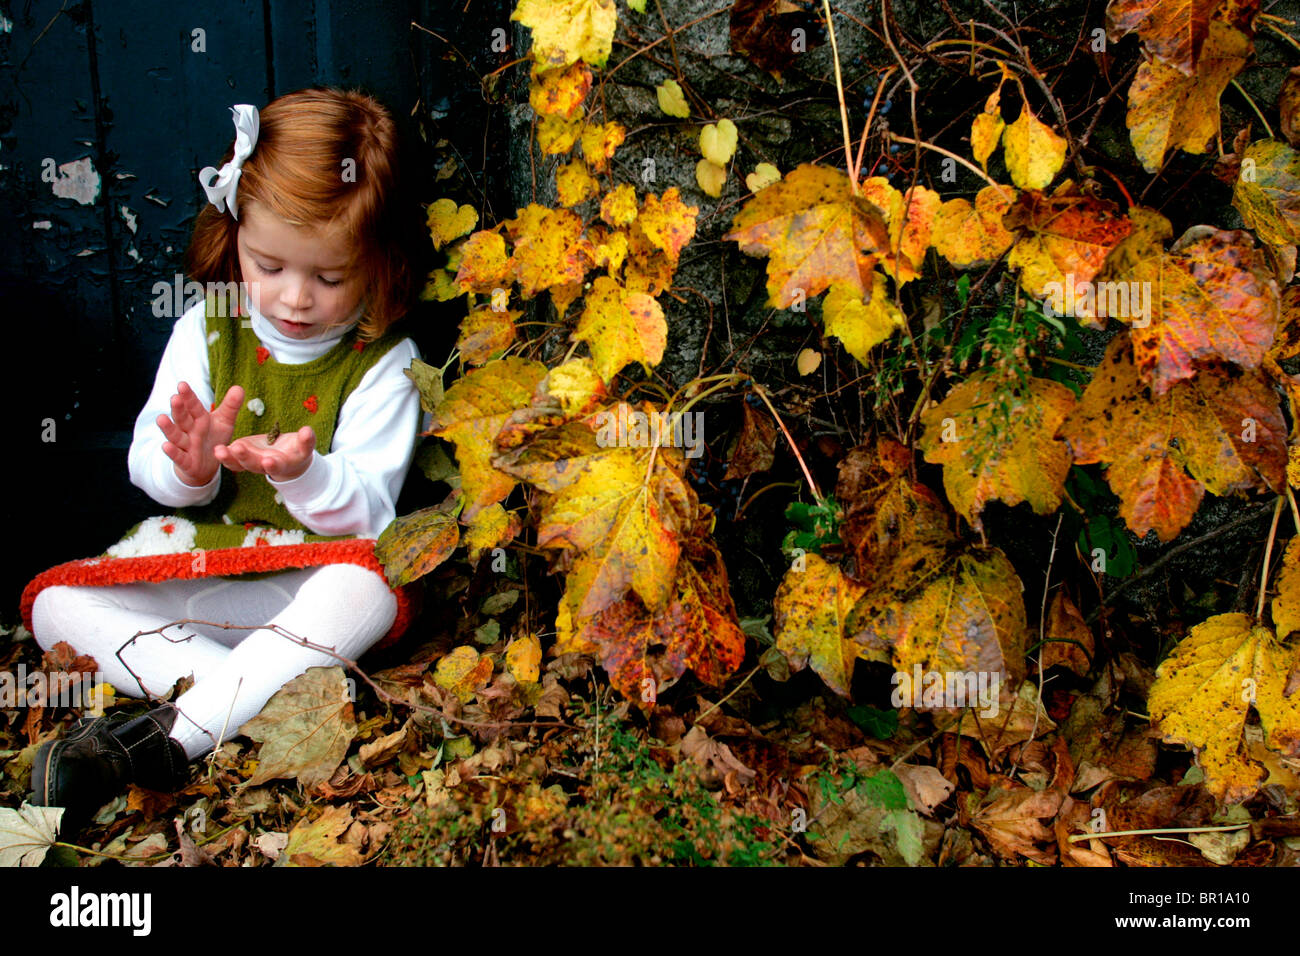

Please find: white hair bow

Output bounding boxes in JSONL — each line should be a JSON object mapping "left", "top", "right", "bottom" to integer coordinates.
{"left": 198, "top": 104, "right": 259, "bottom": 220}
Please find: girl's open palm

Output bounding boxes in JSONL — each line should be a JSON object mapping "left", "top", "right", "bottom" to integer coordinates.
{"left": 215, "top": 425, "right": 315, "bottom": 481}
{"left": 158, "top": 382, "right": 244, "bottom": 487}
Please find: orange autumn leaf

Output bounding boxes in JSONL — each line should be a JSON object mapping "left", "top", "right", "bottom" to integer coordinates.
{"left": 573, "top": 275, "right": 667, "bottom": 383}
{"left": 1095, "top": 223, "right": 1279, "bottom": 393}
{"left": 930, "top": 185, "right": 1016, "bottom": 270}
{"left": 725, "top": 163, "right": 890, "bottom": 307}
{"left": 918, "top": 370, "right": 1077, "bottom": 531}
{"left": 457, "top": 303, "right": 520, "bottom": 366}
{"left": 492, "top": 410, "right": 692, "bottom": 621}
{"left": 1125, "top": 17, "right": 1251, "bottom": 172}
{"left": 636, "top": 187, "right": 698, "bottom": 260}
{"left": 562, "top": 536, "right": 746, "bottom": 703}
{"left": 1058, "top": 335, "right": 1286, "bottom": 542}
{"left": 431, "top": 356, "right": 548, "bottom": 520}
{"left": 505, "top": 204, "right": 593, "bottom": 299}
{"left": 836, "top": 437, "right": 954, "bottom": 582}
{"left": 529, "top": 62, "right": 593, "bottom": 118}
{"left": 1106, "top": 0, "right": 1224, "bottom": 74}
{"left": 455, "top": 230, "right": 512, "bottom": 294}
{"left": 581, "top": 121, "right": 626, "bottom": 173}
{"left": 1004, "top": 184, "right": 1132, "bottom": 316}
{"left": 859, "top": 178, "right": 942, "bottom": 284}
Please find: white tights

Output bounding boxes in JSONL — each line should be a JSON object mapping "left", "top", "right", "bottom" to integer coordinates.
{"left": 30, "top": 564, "right": 396, "bottom": 759}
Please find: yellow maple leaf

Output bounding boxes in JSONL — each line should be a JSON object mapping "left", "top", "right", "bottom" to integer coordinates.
{"left": 822, "top": 274, "right": 905, "bottom": 364}
{"left": 930, "top": 185, "right": 1015, "bottom": 270}
{"left": 848, "top": 544, "right": 1029, "bottom": 691}
{"left": 539, "top": 357, "right": 608, "bottom": 416}
{"left": 537, "top": 111, "right": 584, "bottom": 154}
{"left": 529, "top": 62, "right": 593, "bottom": 118}
{"left": 455, "top": 230, "right": 512, "bottom": 294}
{"left": 457, "top": 304, "right": 519, "bottom": 366}
{"left": 1272, "top": 538, "right": 1300, "bottom": 641}
{"left": 494, "top": 413, "right": 689, "bottom": 621}
{"left": 774, "top": 553, "right": 871, "bottom": 697}
{"left": 506, "top": 204, "right": 592, "bottom": 299}
{"left": 1125, "top": 18, "right": 1250, "bottom": 172}
{"left": 636, "top": 187, "right": 698, "bottom": 260}
{"left": 506, "top": 633, "right": 543, "bottom": 684}
{"left": 1002, "top": 102, "right": 1067, "bottom": 190}
{"left": 556, "top": 159, "right": 600, "bottom": 207}
{"left": 573, "top": 275, "right": 666, "bottom": 383}
{"left": 512, "top": 0, "right": 618, "bottom": 68}
{"left": 435, "top": 646, "right": 495, "bottom": 702}
{"left": 581, "top": 121, "right": 626, "bottom": 173}
{"left": 427, "top": 199, "right": 478, "bottom": 250}
{"left": 1149, "top": 612, "right": 1300, "bottom": 802}
{"left": 725, "top": 163, "right": 890, "bottom": 307}
{"left": 463, "top": 502, "right": 518, "bottom": 563}
{"left": 600, "top": 183, "right": 638, "bottom": 227}
{"left": 918, "top": 371, "right": 1076, "bottom": 530}
{"left": 432, "top": 357, "right": 548, "bottom": 519}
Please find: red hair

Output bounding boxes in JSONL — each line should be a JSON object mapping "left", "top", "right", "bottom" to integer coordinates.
{"left": 186, "top": 88, "right": 415, "bottom": 341}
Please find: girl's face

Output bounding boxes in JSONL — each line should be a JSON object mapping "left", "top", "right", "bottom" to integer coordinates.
{"left": 236, "top": 200, "right": 365, "bottom": 340}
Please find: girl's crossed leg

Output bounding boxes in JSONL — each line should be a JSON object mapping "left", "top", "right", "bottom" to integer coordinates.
{"left": 31, "top": 563, "right": 396, "bottom": 758}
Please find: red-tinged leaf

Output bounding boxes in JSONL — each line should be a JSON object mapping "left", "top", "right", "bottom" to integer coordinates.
{"left": 375, "top": 506, "right": 460, "bottom": 587}
{"left": 725, "top": 163, "right": 890, "bottom": 308}
{"left": 1058, "top": 335, "right": 1286, "bottom": 542}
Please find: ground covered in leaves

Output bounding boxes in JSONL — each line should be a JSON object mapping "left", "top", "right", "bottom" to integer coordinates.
{"left": 9, "top": 0, "right": 1300, "bottom": 867}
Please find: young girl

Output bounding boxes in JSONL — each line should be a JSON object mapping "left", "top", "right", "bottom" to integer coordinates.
{"left": 22, "top": 88, "right": 424, "bottom": 833}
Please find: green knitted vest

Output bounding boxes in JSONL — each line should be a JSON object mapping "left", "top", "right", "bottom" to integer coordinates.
{"left": 160, "top": 296, "right": 411, "bottom": 550}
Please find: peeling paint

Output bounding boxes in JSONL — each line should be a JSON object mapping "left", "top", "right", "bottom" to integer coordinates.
{"left": 0, "top": 15, "right": 12, "bottom": 32}
{"left": 120, "top": 205, "right": 138, "bottom": 233}
{"left": 127, "top": 246, "right": 142, "bottom": 262}
{"left": 52, "top": 157, "right": 101, "bottom": 205}
{"left": 33, "top": 221, "right": 52, "bottom": 230}
{"left": 75, "top": 248, "right": 98, "bottom": 257}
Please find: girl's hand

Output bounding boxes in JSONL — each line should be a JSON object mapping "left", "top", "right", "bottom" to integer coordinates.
{"left": 214, "top": 425, "right": 316, "bottom": 481}
{"left": 157, "top": 382, "right": 244, "bottom": 487}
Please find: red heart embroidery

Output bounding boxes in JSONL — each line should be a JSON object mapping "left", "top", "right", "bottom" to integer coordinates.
{"left": 303, "top": 395, "right": 319, "bottom": 413}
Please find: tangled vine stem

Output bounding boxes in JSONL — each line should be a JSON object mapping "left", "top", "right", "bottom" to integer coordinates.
{"left": 113, "top": 619, "right": 576, "bottom": 742}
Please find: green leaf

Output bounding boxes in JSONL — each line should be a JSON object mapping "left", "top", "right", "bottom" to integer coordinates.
{"left": 846, "top": 704, "right": 899, "bottom": 739}
{"left": 405, "top": 358, "right": 445, "bottom": 415}
{"left": 856, "top": 769, "right": 909, "bottom": 811}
